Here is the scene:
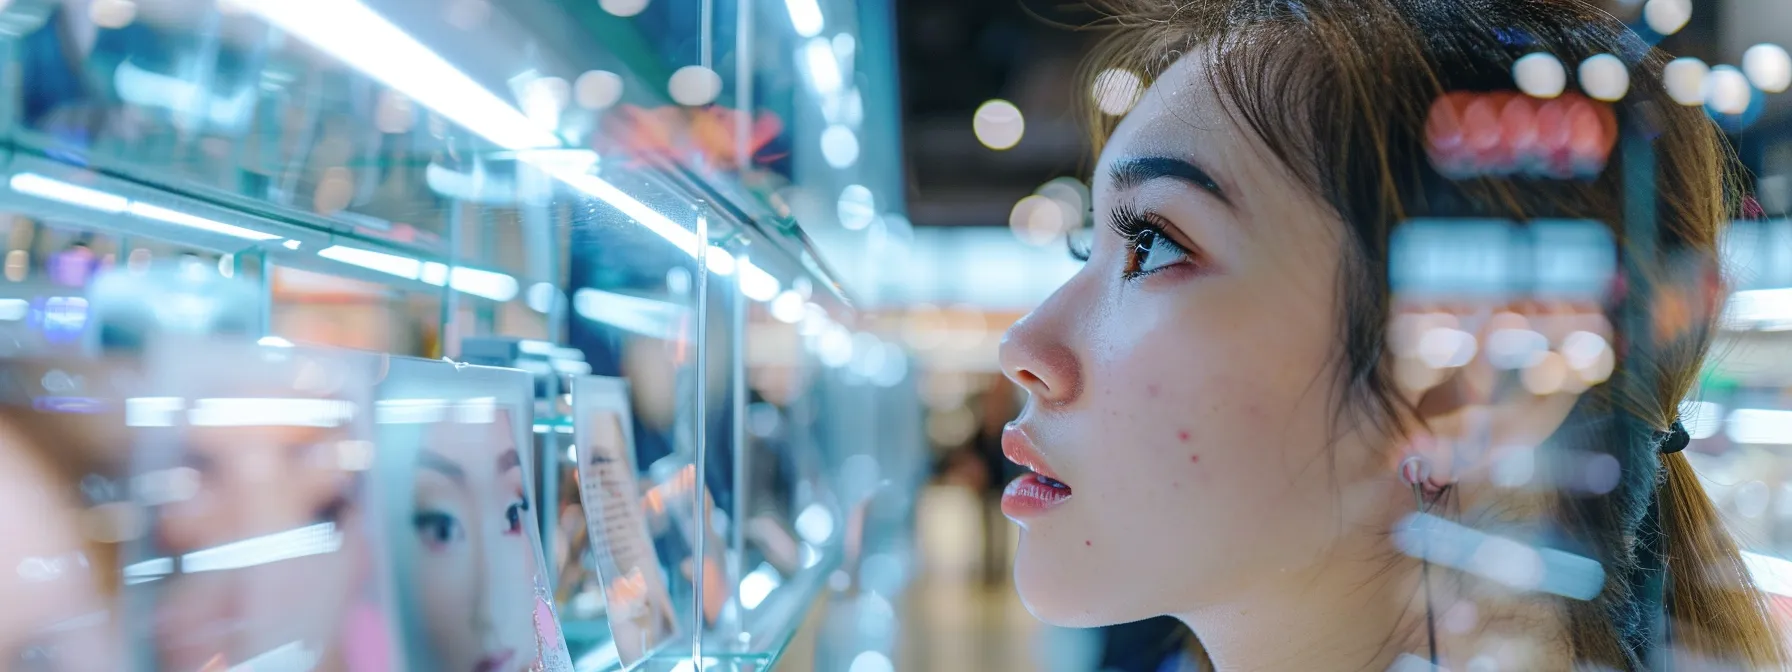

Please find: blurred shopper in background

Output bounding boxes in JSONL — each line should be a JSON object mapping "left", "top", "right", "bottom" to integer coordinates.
{"left": 995, "top": 0, "right": 1784, "bottom": 670}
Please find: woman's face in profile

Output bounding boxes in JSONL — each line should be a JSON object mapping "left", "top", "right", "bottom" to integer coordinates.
{"left": 412, "top": 410, "right": 539, "bottom": 672}
{"left": 999, "top": 53, "right": 1394, "bottom": 627}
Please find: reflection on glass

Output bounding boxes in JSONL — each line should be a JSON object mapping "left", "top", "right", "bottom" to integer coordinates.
{"left": 149, "top": 401, "right": 384, "bottom": 672}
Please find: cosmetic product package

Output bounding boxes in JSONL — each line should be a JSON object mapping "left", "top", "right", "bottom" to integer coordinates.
{"left": 568, "top": 375, "right": 679, "bottom": 668}
{"left": 373, "top": 357, "right": 573, "bottom": 672}
{"left": 0, "top": 356, "right": 131, "bottom": 671}
{"left": 121, "top": 338, "right": 402, "bottom": 672}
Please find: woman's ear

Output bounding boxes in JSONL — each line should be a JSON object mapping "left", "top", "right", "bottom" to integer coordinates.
{"left": 1389, "top": 301, "right": 1613, "bottom": 490}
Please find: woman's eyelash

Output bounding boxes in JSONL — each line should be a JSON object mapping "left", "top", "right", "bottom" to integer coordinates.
{"left": 1106, "top": 203, "right": 1157, "bottom": 246}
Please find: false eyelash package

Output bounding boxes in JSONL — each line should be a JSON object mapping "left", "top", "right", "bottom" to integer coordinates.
{"left": 567, "top": 374, "right": 679, "bottom": 668}
{"left": 373, "top": 356, "right": 573, "bottom": 672}
{"left": 122, "top": 338, "right": 403, "bottom": 672}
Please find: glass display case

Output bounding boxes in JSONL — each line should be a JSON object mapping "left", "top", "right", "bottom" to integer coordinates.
{"left": 0, "top": 0, "right": 921, "bottom": 670}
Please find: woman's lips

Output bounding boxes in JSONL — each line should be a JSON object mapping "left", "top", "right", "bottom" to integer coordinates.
{"left": 1001, "top": 425, "right": 1071, "bottom": 518}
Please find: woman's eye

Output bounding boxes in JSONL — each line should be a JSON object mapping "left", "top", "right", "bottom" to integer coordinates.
{"left": 505, "top": 497, "right": 531, "bottom": 535}
{"left": 1132, "top": 229, "right": 1189, "bottom": 275}
{"left": 412, "top": 511, "right": 463, "bottom": 547}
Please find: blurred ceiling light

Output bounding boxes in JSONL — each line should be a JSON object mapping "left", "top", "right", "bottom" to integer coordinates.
{"left": 1091, "top": 68, "right": 1144, "bottom": 116}
{"left": 317, "top": 245, "right": 422, "bottom": 280}
{"left": 1744, "top": 551, "right": 1792, "bottom": 597}
{"left": 1662, "top": 57, "right": 1709, "bottom": 106}
{"left": 818, "top": 324, "right": 854, "bottom": 368}
{"left": 1577, "top": 54, "right": 1629, "bottom": 102}
{"left": 1513, "top": 53, "right": 1567, "bottom": 99}
{"left": 519, "top": 76, "right": 571, "bottom": 126}
{"left": 1417, "top": 327, "right": 1476, "bottom": 368}
{"left": 0, "top": 299, "right": 27, "bottom": 321}
{"left": 705, "top": 247, "right": 737, "bottom": 276}
{"left": 1520, "top": 352, "right": 1568, "bottom": 395}
{"left": 234, "top": 0, "right": 560, "bottom": 150}
{"left": 189, "top": 398, "right": 356, "bottom": 428}
{"left": 448, "top": 266, "right": 520, "bottom": 301}
{"left": 838, "top": 184, "right": 876, "bottom": 231}
{"left": 1728, "top": 408, "right": 1792, "bottom": 446}
{"left": 11, "top": 173, "right": 283, "bottom": 242}
{"left": 1724, "top": 288, "right": 1792, "bottom": 330}
{"left": 600, "top": 0, "right": 650, "bottom": 17}
{"left": 374, "top": 90, "right": 416, "bottom": 134}
{"left": 182, "top": 522, "right": 342, "bottom": 573}
{"left": 574, "top": 70, "right": 625, "bottom": 110}
{"left": 526, "top": 282, "right": 557, "bottom": 313}
{"left": 1743, "top": 44, "right": 1792, "bottom": 94}
{"left": 10, "top": 173, "right": 127, "bottom": 213}
{"left": 257, "top": 336, "right": 295, "bottom": 348}
{"left": 849, "top": 651, "right": 895, "bottom": 672}
{"left": 1485, "top": 328, "right": 1548, "bottom": 369}
{"left": 572, "top": 288, "right": 686, "bottom": 339}
{"left": 738, "top": 260, "right": 781, "bottom": 302}
{"left": 821, "top": 124, "right": 860, "bottom": 168}
{"left": 973, "top": 99, "right": 1025, "bottom": 150}
{"left": 1705, "top": 65, "right": 1753, "bottom": 116}
{"left": 785, "top": 0, "right": 824, "bottom": 37}
{"left": 803, "top": 38, "right": 843, "bottom": 94}
{"left": 833, "top": 34, "right": 857, "bottom": 64}
{"left": 129, "top": 202, "right": 283, "bottom": 241}
{"left": 1642, "top": 0, "right": 1691, "bottom": 35}
{"left": 739, "top": 563, "right": 781, "bottom": 610}
{"left": 1682, "top": 401, "right": 1723, "bottom": 440}
{"left": 770, "top": 290, "right": 806, "bottom": 323}
{"left": 1009, "top": 194, "right": 1072, "bottom": 247}
{"left": 89, "top": 0, "right": 136, "bottom": 29}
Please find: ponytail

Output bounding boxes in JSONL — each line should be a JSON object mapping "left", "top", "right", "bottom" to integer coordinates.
{"left": 1658, "top": 453, "right": 1788, "bottom": 667}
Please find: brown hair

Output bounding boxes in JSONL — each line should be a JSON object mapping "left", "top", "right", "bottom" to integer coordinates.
{"left": 1079, "top": 0, "right": 1783, "bottom": 668}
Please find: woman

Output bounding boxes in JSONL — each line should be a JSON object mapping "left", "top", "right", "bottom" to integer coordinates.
{"left": 996, "top": 0, "right": 1784, "bottom": 669}
{"left": 411, "top": 408, "right": 550, "bottom": 672}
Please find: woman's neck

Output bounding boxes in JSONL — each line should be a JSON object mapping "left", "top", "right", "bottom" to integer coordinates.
{"left": 1172, "top": 521, "right": 1574, "bottom": 671}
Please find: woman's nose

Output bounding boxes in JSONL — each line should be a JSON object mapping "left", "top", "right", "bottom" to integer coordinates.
{"left": 999, "top": 310, "right": 1083, "bottom": 406}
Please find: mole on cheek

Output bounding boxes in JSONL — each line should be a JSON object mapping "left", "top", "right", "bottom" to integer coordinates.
{"left": 1190, "top": 454, "right": 1200, "bottom": 464}
{"left": 1178, "top": 430, "right": 1190, "bottom": 442}
{"left": 1085, "top": 540, "right": 1092, "bottom": 547}
{"left": 1147, "top": 384, "right": 1160, "bottom": 398}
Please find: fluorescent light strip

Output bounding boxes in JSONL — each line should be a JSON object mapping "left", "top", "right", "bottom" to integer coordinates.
{"left": 317, "top": 245, "right": 422, "bottom": 280}
{"left": 1745, "top": 551, "right": 1792, "bottom": 597}
{"left": 784, "top": 0, "right": 824, "bottom": 37}
{"left": 187, "top": 398, "right": 356, "bottom": 428}
{"left": 237, "top": 0, "right": 558, "bottom": 151}
{"left": 182, "top": 522, "right": 342, "bottom": 573}
{"left": 375, "top": 398, "right": 450, "bottom": 425}
{"left": 1727, "top": 408, "right": 1792, "bottom": 445}
{"left": 1725, "top": 288, "right": 1792, "bottom": 330}
{"left": 242, "top": 0, "right": 762, "bottom": 290}
{"left": 123, "top": 556, "right": 173, "bottom": 585}
{"left": 0, "top": 298, "right": 26, "bottom": 321}
{"left": 739, "top": 260, "right": 781, "bottom": 301}
{"left": 129, "top": 202, "right": 283, "bottom": 241}
{"left": 10, "top": 173, "right": 289, "bottom": 242}
{"left": 10, "top": 173, "right": 129, "bottom": 212}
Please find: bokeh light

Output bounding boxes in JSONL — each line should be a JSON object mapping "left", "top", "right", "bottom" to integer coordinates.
{"left": 1577, "top": 54, "right": 1630, "bottom": 102}
{"left": 600, "top": 0, "right": 650, "bottom": 17}
{"left": 1742, "top": 43, "right": 1792, "bottom": 94}
{"left": 1513, "top": 53, "right": 1566, "bottom": 99}
{"left": 1662, "top": 57, "right": 1710, "bottom": 106}
{"left": 574, "top": 70, "right": 625, "bottom": 110}
{"left": 1705, "top": 65, "right": 1753, "bottom": 116}
{"left": 1091, "top": 68, "right": 1144, "bottom": 116}
{"left": 837, "top": 184, "right": 876, "bottom": 231}
{"left": 1642, "top": 0, "right": 1691, "bottom": 36}
{"left": 90, "top": 0, "right": 137, "bottom": 29}
{"left": 972, "top": 99, "right": 1025, "bottom": 150}
{"left": 821, "top": 124, "right": 860, "bottom": 168}
{"left": 668, "top": 65, "right": 722, "bottom": 106}
{"left": 1008, "top": 195, "right": 1075, "bottom": 247}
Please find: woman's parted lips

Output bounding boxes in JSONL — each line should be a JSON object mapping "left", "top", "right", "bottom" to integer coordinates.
{"left": 1002, "top": 423, "right": 1067, "bottom": 484}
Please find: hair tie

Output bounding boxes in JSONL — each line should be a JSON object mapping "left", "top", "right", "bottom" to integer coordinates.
{"left": 1656, "top": 420, "right": 1691, "bottom": 454}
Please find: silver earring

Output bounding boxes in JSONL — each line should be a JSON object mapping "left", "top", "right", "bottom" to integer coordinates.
{"left": 1400, "top": 455, "right": 1439, "bottom": 666}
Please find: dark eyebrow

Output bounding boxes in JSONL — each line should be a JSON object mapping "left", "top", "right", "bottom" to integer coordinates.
{"left": 420, "top": 450, "right": 465, "bottom": 485}
{"left": 497, "top": 447, "right": 520, "bottom": 473}
{"left": 1108, "top": 157, "right": 1230, "bottom": 205}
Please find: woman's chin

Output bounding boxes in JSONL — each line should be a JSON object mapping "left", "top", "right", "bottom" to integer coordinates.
{"left": 1011, "top": 546, "right": 1131, "bottom": 628}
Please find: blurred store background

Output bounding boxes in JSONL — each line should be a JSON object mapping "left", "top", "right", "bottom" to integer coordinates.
{"left": 0, "top": 0, "right": 1785, "bottom": 671}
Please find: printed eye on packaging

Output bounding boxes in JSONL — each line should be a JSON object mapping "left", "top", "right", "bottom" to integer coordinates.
{"left": 374, "top": 357, "right": 574, "bottom": 672}
{"left": 121, "top": 339, "right": 401, "bottom": 671}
